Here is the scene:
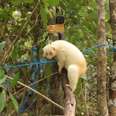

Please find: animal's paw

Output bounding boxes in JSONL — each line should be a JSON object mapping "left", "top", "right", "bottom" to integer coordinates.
{"left": 65, "top": 84, "right": 72, "bottom": 91}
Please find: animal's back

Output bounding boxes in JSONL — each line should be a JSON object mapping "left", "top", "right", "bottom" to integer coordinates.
{"left": 52, "top": 40, "right": 87, "bottom": 74}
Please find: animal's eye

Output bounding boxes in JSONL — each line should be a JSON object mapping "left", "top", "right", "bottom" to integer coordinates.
{"left": 46, "top": 52, "right": 49, "bottom": 56}
{"left": 49, "top": 51, "right": 53, "bottom": 56}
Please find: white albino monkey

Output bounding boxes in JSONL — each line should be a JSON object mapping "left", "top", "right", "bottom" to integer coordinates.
{"left": 43, "top": 40, "right": 87, "bottom": 92}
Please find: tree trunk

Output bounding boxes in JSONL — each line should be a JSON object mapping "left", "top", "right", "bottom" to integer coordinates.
{"left": 96, "top": 0, "right": 109, "bottom": 116}
{"left": 109, "top": 0, "right": 116, "bottom": 116}
{"left": 49, "top": 63, "right": 63, "bottom": 115}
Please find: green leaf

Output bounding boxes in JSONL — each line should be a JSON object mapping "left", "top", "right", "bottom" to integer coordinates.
{"left": 40, "top": 6, "right": 48, "bottom": 25}
{"left": 23, "top": 0, "right": 33, "bottom": 4}
{"left": 0, "top": 90, "right": 6, "bottom": 112}
{"left": 47, "top": 0, "right": 59, "bottom": 6}
{"left": 11, "top": 46, "right": 20, "bottom": 60}
{"left": 0, "top": 69, "right": 4, "bottom": 80}
{"left": 0, "top": 8, "right": 11, "bottom": 21}
{"left": 10, "top": 72, "right": 20, "bottom": 87}
{"left": 10, "top": 0, "right": 33, "bottom": 5}
{"left": 0, "top": 41, "right": 6, "bottom": 52}
{"left": 9, "top": 93, "right": 19, "bottom": 112}
{"left": 10, "top": 0, "right": 22, "bottom": 5}
{"left": 78, "top": 7, "right": 87, "bottom": 17}
{"left": 0, "top": 69, "right": 6, "bottom": 84}
{"left": 0, "top": 77, "right": 6, "bottom": 85}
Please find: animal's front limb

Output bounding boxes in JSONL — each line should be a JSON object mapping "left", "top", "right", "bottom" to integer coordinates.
{"left": 58, "top": 61, "right": 64, "bottom": 73}
{"left": 57, "top": 52, "right": 65, "bottom": 73}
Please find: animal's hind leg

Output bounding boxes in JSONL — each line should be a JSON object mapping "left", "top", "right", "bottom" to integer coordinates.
{"left": 67, "top": 65, "right": 80, "bottom": 92}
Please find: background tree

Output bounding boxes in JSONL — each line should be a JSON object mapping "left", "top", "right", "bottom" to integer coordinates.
{"left": 0, "top": 0, "right": 115, "bottom": 115}
{"left": 109, "top": 0, "right": 116, "bottom": 116}
{"left": 96, "top": 0, "right": 109, "bottom": 115}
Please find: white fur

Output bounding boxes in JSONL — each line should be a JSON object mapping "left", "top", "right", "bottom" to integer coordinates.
{"left": 68, "top": 65, "right": 80, "bottom": 91}
{"left": 43, "top": 40, "right": 87, "bottom": 92}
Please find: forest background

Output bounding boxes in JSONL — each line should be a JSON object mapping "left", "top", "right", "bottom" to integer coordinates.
{"left": 0, "top": 0, "right": 116, "bottom": 116}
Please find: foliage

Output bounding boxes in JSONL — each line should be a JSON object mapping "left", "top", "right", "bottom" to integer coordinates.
{"left": 10, "top": 72, "right": 20, "bottom": 87}
{"left": 0, "top": 90, "right": 6, "bottom": 112}
{"left": 9, "top": 93, "right": 19, "bottom": 112}
{"left": 0, "top": 41, "right": 6, "bottom": 52}
{"left": 0, "top": 68, "right": 6, "bottom": 84}
{"left": 0, "top": 0, "right": 112, "bottom": 115}
{"left": 0, "top": 8, "right": 11, "bottom": 21}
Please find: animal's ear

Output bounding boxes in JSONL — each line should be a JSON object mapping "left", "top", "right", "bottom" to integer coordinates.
{"left": 52, "top": 46, "right": 56, "bottom": 51}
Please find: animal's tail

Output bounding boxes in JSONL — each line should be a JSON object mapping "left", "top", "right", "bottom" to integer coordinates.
{"left": 67, "top": 65, "right": 80, "bottom": 92}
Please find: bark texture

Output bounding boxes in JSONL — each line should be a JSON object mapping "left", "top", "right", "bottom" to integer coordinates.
{"left": 50, "top": 63, "right": 63, "bottom": 115}
{"left": 97, "top": 0, "right": 109, "bottom": 116}
{"left": 61, "top": 69, "right": 76, "bottom": 116}
{"left": 109, "top": 0, "right": 116, "bottom": 116}
{"left": 49, "top": 16, "right": 63, "bottom": 115}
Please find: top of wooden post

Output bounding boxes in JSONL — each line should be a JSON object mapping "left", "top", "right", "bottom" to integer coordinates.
{"left": 47, "top": 16, "right": 65, "bottom": 33}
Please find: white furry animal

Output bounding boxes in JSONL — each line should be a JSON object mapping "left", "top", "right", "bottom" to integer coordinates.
{"left": 43, "top": 40, "right": 87, "bottom": 92}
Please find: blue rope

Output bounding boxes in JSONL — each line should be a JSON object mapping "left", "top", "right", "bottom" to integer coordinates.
{"left": 112, "top": 47, "right": 116, "bottom": 52}
{"left": 83, "top": 44, "right": 115, "bottom": 54}
{"left": 19, "top": 46, "right": 41, "bottom": 112}
{"left": 3, "top": 44, "right": 115, "bottom": 69}
{"left": 32, "top": 47, "right": 38, "bottom": 52}
{"left": 3, "top": 59, "right": 56, "bottom": 69}
{"left": 3, "top": 43, "right": 115, "bottom": 112}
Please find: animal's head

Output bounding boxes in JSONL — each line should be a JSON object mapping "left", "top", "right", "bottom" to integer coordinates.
{"left": 42, "top": 44, "right": 57, "bottom": 59}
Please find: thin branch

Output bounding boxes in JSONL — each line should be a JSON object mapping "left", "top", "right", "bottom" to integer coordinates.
{"left": 1, "top": 0, "right": 40, "bottom": 64}
{"left": 30, "top": 72, "right": 58, "bottom": 86}
{"left": 5, "top": 75, "right": 64, "bottom": 111}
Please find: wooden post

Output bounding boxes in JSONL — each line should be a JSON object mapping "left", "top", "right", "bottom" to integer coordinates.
{"left": 56, "top": 16, "right": 76, "bottom": 116}
{"left": 48, "top": 16, "right": 63, "bottom": 115}
{"left": 61, "top": 69, "right": 76, "bottom": 116}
